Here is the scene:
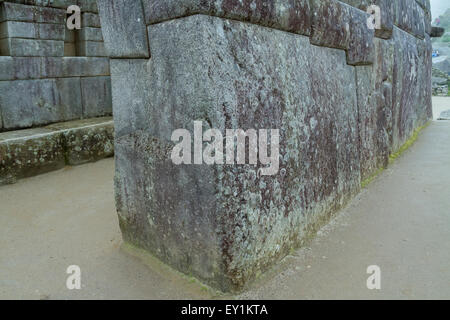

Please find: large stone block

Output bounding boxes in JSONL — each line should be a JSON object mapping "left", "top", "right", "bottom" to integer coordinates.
{"left": 0, "top": 127, "right": 65, "bottom": 185}
{"left": 310, "top": 0, "right": 374, "bottom": 65}
{"left": 80, "top": 76, "right": 112, "bottom": 118}
{"left": 142, "top": 0, "right": 312, "bottom": 36}
{"left": 2, "top": 0, "right": 74, "bottom": 10}
{"left": 77, "top": 26, "right": 103, "bottom": 41}
{"left": 0, "top": 78, "right": 82, "bottom": 130}
{"left": 97, "top": 0, "right": 149, "bottom": 58}
{"left": 338, "top": 0, "right": 394, "bottom": 39}
{"left": 81, "top": 12, "right": 101, "bottom": 28}
{"left": 0, "top": 1, "right": 66, "bottom": 24}
{"left": 0, "top": 21, "right": 65, "bottom": 40}
{"left": 0, "top": 117, "right": 114, "bottom": 184}
{"left": 355, "top": 38, "right": 394, "bottom": 181}
{"left": 46, "top": 117, "right": 114, "bottom": 165}
{"left": 0, "top": 38, "right": 64, "bottom": 56}
{"left": 111, "top": 14, "right": 360, "bottom": 292}
{"left": 77, "top": 0, "right": 98, "bottom": 13}
{"left": 76, "top": 40, "right": 107, "bottom": 57}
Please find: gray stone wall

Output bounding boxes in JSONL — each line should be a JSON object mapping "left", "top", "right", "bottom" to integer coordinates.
{"left": 98, "top": 0, "right": 432, "bottom": 292}
{"left": 0, "top": 0, "right": 111, "bottom": 132}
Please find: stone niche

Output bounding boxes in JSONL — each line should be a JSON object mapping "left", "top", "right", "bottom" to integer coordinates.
{"left": 97, "top": 0, "right": 432, "bottom": 292}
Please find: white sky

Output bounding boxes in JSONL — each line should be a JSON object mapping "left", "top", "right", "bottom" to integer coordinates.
{"left": 430, "top": 0, "right": 450, "bottom": 20}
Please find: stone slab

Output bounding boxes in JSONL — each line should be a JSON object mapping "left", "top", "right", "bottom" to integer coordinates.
{"left": 97, "top": 0, "right": 149, "bottom": 58}
{"left": 0, "top": 117, "right": 114, "bottom": 185}
{"left": 80, "top": 76, "right": 112, "bottom": 118}
{"left": 0, "top": 38, "right": 64, "bottom": 56}
{"left": 0, "top": 77, "right": 82, "bottom": 130}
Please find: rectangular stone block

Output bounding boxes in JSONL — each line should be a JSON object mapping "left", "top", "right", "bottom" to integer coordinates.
{"left": 81, "top": 12, "right": 101, "bottom": 27}
{"left": 97, "top": 0, "right": 149, "bottom": 58}
{"left": 0, "top": 127, "right": 65, "bottom": 185}
{"left": 0, "top": 21, "right": 65, "bottom": 40}
{"left": 393, "top": 0, "right": 425, "bottom": 39}
{"left": 338, "top": 0, "right": 394, "bottom": 39}
{"left": 77, "top": 0, "right": 98, "bottom": 13}
{"left": 64, "top": 42, "right": 75, "bottom": 56}
{"left": 0, "top": 1, "right": 66, "bottom": 24}
{"left": 0, "top": 78, "right": 82, "bottom": 130}
{"left": 46, "top": 117, "right": 114, "bottom": 165}
{"left": 0, "top": 56, "right": 110, "bottom": 79}
{"left": 142, "top": 0, "right": 312, "bottom": 36}
{"left": 65, "top": 29, "right": 75, "bottom": 43}
{"left": 80, "top": 76, "right": 112, "bottom": 118}
{"left": 77, "top": 26, "right": 103, "bottom": 41}
{"left": 60, "top": 57, "right": 110, "bottom": 77}
{"left": 391, "top": 26, "right": 430, "bottom": 151}
{"left": 0, "top": 55, "right": 14, "bottom": 80}
{"left": 311, "top": 0, "right": 374, "bottom": 65}
{"left": 111, "top": 14, "right": 361, "bottom": 292}
{"left": 0, "top": 38, "right": 64, "bottom": 56}
{"left": 76, "top": 40, "right": 107, "bottom": 56}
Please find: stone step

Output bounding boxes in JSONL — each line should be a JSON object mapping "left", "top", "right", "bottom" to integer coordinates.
{"left": 0, "top": 117, "right": 114, "bottom": 185}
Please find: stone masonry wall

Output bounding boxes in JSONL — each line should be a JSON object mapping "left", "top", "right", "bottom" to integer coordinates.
{"left": 0, "top": 0, "right": 111, "bottom": 132}
{"left": 98, "top": 0, "right": 433, "bottom": 292}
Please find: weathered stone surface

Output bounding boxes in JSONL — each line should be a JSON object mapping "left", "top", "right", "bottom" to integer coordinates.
{"left": 65, "top": 29, "right": 75, "bottom": 42}
{"left": 0, "top": 21, "right": 65, "bottom": 40}
{"left": 0, "top": 78, "right": 82, "bottom": 130}
{"left": 2, "top": 0, "right": 73, "bottom": 10}
{"left": 391, "top": 27, "right": 431, "bottom": 151}
{"left": 81, "top": 12, "right": 101, "bottom": 28}
{"left": 0, "top": 117, "right": 114, "bottom": 184}
{"left": 355, "top": 37, "right": 394, "bottom": 180}
{"left": 310, "top": 0, "right": 374, "bottom": 65}
{"left": 80, "top": 76, "right": 112, "bottom": 118}
{"left": 97, "top": 0, "right": 149, "bottom": 58}
{"left": 438, "top": 110, "right": 450, "bottom": 120}
{"left": 0, "top": 127, "right": 65, "bottom": 185}
{"left": 0, "top": 1, "right": 66, "bottom": 24}
{"left": 111, "top": 14, "right": 360, "bottom": 292}
{"left": 0, "top": 56, "right": 110, "bottom": 80}
{"left": 431, "top": 27, "right": 445, "bottom": 38}
{"left": 98, "top": 1, "right": 432, "bottom": 293}
{"left": 76, "top": 40, "right": 106, "bottom": 56}
{"left": 338, "top": 0, "right": 394, "bottom": 39}
{"left": 77, "top": 0, "right": 97, "bottom": 13}
{"left": 393, "top": 0, "right": 426, "bottom": 39}
{"left": 60, "top": 57, "right": 110, "bottom": 77}
{"left": 46, "top": 117, "right": 114, "bottom": 165}
{"left": 143, "top": 0, "right": 312, "bottom": 37}
{"left": 77, "top": 26, "right": 103, "bottom": 41}
{"left": 0, "top": 38, "right": 64, "bottom": 56}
